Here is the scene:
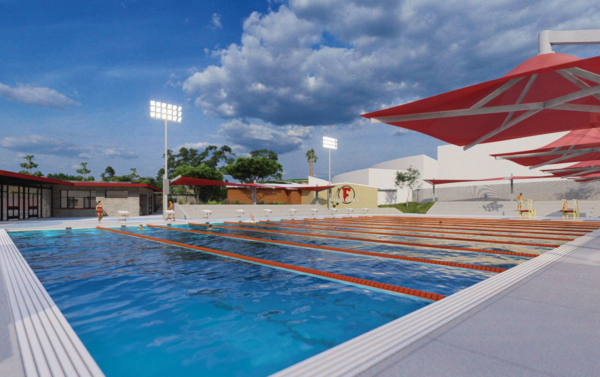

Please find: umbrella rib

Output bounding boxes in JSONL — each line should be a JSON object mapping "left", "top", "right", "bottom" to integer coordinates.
{"left": 528, "top": 151, "right": 587, "bottom": 169}
{"left": 557, "top": 70, "right": 600, "bottom": 101}
{"left": 566, "top": 67, "right": 600, "bottom": 84}
{"left": 470, "top": 78, "right": 523, "bottom": 109}
{"left": 496, "top": 146, "right": 600, "bottom": 160}
{"left": 495, "top": 74, "right": 538, "bottom": 132}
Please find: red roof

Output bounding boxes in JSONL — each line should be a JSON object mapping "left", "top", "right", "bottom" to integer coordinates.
{"left": 491, "top": 127, "right": 600, "bottom": 166}
{"left": 71, "top": 182, "right": 161, "bottom": 191}
{"left": 0, "top": 170, "right": 71, "bottom": 185}
{"left": 362, "top": 53, "right": 600, "bottom": 147}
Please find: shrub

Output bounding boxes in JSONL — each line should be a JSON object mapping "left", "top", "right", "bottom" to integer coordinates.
{"left": 179, "top": 199, "right": 184, "bottom": 205}
{"left": 258, "top": 199, "right": 265, "bottom": 204}
{"left": 221, "top": 198, "right": 232, "bottom": 205}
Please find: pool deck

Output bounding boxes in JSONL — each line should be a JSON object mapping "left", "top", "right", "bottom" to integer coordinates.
{"left": 2, "top": 214, "right": 600, "bottom": 376}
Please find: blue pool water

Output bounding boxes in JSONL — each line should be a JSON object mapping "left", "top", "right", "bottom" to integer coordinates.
{"left": 9, "top": 223, "right": 522, "bottom": 377}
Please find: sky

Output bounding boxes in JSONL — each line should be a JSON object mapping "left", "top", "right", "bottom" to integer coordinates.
{"left": 1, "top": 0, "right": 599, "bottom": 181}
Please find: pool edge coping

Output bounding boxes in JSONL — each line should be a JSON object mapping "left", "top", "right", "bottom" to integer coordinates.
{"left": 270, "top": 230, "right": 600, "bottom": 377}
{"left": 0, "top": 229, "right": 105, "bottom": 377}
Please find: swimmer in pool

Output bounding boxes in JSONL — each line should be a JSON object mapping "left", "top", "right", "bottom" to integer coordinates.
{"left": 139, "top": 224, "right": 143, "bottom": 230}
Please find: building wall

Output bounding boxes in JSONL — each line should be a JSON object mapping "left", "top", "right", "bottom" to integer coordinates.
{"left": 52, "top": 185, "right": 156, "bottom": 217}
{"left": 227, "top": 188, "right": 302, "bottom": 204}
{"left": 329, "top": 183, "right": 378, "bottom": 209}
{"left": 413, "top": 178, "right": 600, "bottom": 202}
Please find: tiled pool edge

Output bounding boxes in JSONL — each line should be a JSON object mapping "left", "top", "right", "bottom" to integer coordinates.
{"left": 271, "top": 230, "right": 599, "bottom": 377}
{"left": 0, "top": 230, "right": 105, "bottom": 377}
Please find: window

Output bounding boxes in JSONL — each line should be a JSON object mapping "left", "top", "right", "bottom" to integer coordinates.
{"left": 106, "top": 191, "right": 128, "bottom": 198}
{"left": 60, "top": 190, "right": 96, "bottom": 209}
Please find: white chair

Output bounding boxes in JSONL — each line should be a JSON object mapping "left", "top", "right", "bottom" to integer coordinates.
{"left": 346, "top": 208, "right": 354, "bottom": 215}
{"left": 263, "top": 209, "right": 273, "bottom": 217}
{"left": 329, "top": 208, "right": 337, "bottom": 216}
{"left": 362, "top": 208, "right": 369, "bottom": 215}
{"left": 201, "top": 210, "right": 213, "bottom": 219}
{"left": 235, "top": 209, "right": 245, "bottom": 218}
{"left": 310, "top": 208, "right": 319, "bottom": 216}
{"left": 117, "top": 211, "right": 130, "bottom": 222}
{"left": 288, "top": 208, "right": 298, "bottom": 217}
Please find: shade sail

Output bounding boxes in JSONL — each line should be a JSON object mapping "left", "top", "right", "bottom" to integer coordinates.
{"left": 491, "top": 127, "right": 600, "bottom": 167}
{"left": 362, "top": 53, "right": 600, "bottom": 148}
{"left": 542, "top": 160, "right": 600, "bottom": 177}
{"left": 425, "top": 176, "right": 555, "bottom": 186}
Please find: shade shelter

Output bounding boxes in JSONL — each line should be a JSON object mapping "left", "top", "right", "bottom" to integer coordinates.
{"left": 362, "top": 34, "right": 600, "bottom": 150}
{"left": 491, "top": 127, "right": 600, "bottom": 169}
{"left": 542, "top": 160, "right": 600, "bottom": 178}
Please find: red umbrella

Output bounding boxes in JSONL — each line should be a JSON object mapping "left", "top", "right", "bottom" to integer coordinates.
{"left": 362, "top": 53, "right": 600, "bottom": 150}
{"left": 542, "top": 160, "right": 600, "bottom": 178}
{"left": 490, "top": 127, "right": 600, "bottom": 169}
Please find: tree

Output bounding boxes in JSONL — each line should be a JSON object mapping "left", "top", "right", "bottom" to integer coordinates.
{"left": 76, "top": 162, "right": 91, "bottom": 180}
{"left": 129, "top": 168, "right": 140, "bottom": 182}
{"left": 100, "top": 166, "right": 116, "bottom": 182}
{"left": 223, "top": 149, "right": 283, "bottom": 183}
{"left": 394, "top": 166, "right": 421, "bottom": 207}
{"left": 174, "top": 165, "right": 225, "bottom": 203}
{"left": 156, "top": 145, "right": 235, "bottom": 181}
{"left": 306, "top": 149, "right": 318, "bottom": 177}
{"left": 20, "top": 155, "right": 41, "bottom": 175}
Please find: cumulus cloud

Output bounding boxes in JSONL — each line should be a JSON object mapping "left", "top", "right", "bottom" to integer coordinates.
{"left": 217, "top": 120, "right": 312, "bottom": 154}
{"left": 0, "top": 135, "right": 139, "bottom": 160}
{"left": 0, "top": 82, "right": 79, "bottom": 109}
{"left": 183, "top": 0, "right": 600, "bottom": 128}
{"left": 175, "top": 141, "right": 210, "bottom": 150}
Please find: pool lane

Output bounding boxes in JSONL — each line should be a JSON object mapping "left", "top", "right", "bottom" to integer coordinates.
{"left": 135, "top": 226, "right": 495, "bottom": 297}
{"left": 98, "top": 227, "right": 444, "bottom": 301}
{"left": 270, "top": 220, "right": 575, "bottom": 242}
{"left": 196, "top": 223, "right": 541, "bottom": 257}
{"left": 242, "top": 221, "right": 565, "bottom": 248}
{"left": 149, "top": 225, "right": 505, "bottom": 273}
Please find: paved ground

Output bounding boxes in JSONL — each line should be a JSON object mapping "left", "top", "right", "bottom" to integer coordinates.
{"left": 0, "top": 260, "right": 25, "bottom": 377}
{"left": 356, "top": 230, "right": 600, "bottom": 377}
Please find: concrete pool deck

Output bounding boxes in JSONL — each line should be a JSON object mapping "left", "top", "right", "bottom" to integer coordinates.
{"left": 1, "top": 214, "right": 599, "bottom": 376}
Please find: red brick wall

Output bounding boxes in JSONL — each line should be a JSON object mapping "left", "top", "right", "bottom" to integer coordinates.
{"left": 227, "top": 188, "right": 302, "bottom": 204}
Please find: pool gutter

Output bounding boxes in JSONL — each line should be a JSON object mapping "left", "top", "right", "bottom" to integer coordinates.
{"left": 0, "top": 230, "right": 105, "bottom": 377}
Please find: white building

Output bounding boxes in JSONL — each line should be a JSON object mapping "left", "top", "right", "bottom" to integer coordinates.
{"left": 331, "top": 131, "right": 574, "bottom": 205}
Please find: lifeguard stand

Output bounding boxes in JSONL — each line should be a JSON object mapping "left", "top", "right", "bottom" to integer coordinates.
{"left": 562, "top": 199, "right": 579, "bottom": 220}
{"left": 519, "top": 199, "right": 536, "bottom": 219}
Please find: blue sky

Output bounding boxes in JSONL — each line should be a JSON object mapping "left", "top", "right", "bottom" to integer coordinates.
{"left": 1, "top": 0, "right": 599, "bottom": 181}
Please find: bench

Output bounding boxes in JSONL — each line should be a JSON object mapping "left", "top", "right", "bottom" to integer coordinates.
{"left": 117, "top": 211, "right": 130, "bottom": 222}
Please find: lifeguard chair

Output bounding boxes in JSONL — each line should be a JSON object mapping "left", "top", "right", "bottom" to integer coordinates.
{"left": 562, "top": 199, "right": 579, "bottom": 220}
{"left": 519, "top": 199, "right": 536, "bottom": 219}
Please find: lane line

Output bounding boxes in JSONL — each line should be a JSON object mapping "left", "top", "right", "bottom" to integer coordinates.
{"left": 97, "top": 227, "right": 445, "bottom": 301}
{"left": 190, "top": 223, "right": 539, "bottom": 258}
{"left": 148, "top": 225, "right": 506, "bottom": 273}
{"left": 259, "top": 220, "right": 572, "bottom": 244}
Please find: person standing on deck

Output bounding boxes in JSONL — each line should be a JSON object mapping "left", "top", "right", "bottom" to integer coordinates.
{"left": 96, "top": 201, "right": 104, "bottom": 223}
{"left": 517, "top": 193, "right": 525, "bottom": 210}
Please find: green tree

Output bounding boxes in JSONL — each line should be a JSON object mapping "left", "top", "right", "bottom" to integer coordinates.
{"left": 156, "top": 145, "right": 235, "bottom": 181}
{"left": 48, "top": 173, "right": 82, "bottom": 181}
{"left": 20, "top": 155, "right": 40, "bottom": 175}
{"left": 129, "top": 168, "right": 140, "bottom": 182}
{"left": 174, "top": 165, "right": 225, "bottom": 202}
{"left": 394, "top": 166, "right": 421, "bottom": 207}
{"left": 100, "top": 166, "right": 116, "bottom": 181}
{"left": 306, "top": 149, "right": 318, "bottom": 177}
{"left": 223, "top": 149, "right": 283, "bottom": 183}
{"left": 76, "top": 162, "right": 91, "bottom": 180}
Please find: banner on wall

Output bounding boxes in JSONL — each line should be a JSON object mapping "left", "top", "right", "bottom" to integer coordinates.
{"left": 331, "top": 185, "right": 359, "bottom": 207}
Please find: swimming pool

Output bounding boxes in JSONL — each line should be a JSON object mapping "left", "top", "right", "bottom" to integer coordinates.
{"left": 9, "top": 219, "right": 557, "bottom": 376}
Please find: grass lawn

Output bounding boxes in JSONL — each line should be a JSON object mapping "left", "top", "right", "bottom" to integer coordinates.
{"left": 379, "top": 202, "right": 435, "bottom": 214}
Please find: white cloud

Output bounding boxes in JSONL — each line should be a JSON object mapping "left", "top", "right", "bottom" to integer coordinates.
{"left": 0, "top": 82, "right": 79, "bottom": 109}
{"left": 183, "top": 0, "right": 600, "bottom": 129}
{"left": 0, "top": 135, "right": 139, "bottom": 160}
{"left": 211, "top": 13, "right": 222, "bottom": 29}
{"left": 175, "top": 142, "right": 210, "bottom": 150}
{"left": 217, "top": 120, "right": 312, "bottom": 154}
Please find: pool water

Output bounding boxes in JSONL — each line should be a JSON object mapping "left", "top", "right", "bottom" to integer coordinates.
{"left": 10, "top": 225, "right": 511, "bottom": 377}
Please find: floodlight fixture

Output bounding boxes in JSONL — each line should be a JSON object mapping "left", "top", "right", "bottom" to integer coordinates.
{"left": 323, "top": 136, "right": 337, "bottom": 150}
{"left": 150, "top": 100, "right": 183, "bottom": 215}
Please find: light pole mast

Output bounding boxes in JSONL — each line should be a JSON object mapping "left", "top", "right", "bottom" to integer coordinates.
{"left": 150, "top": 101, "right": 182, "bottom": 216}
{"left": 323, "top": 136, "right": 337, "bottom": 210}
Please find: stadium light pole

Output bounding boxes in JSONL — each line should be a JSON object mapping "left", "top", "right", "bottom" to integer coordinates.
{"left": 323, "top": 136, "right": 337, "bottom": 209}
{"left": 150, "top": 101, "right": 182, "bottom": 216}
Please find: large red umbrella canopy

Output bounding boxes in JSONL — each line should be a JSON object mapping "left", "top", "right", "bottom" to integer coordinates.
{"left": 490, "top": 127, "right": 600, "bottom": 168}
{"left": 362, "top": 53, "right": 600, "bottom": 149}
{"left": 542, "top": 160, "right": 600, "bottom": 178}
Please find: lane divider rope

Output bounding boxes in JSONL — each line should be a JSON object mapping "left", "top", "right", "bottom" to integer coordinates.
{"left": 148, "top": 225, "right": 506, "bottom": 273}
{"left": 257, "top": 221, "right": 563, "bottom": 247}
{"left": 97, "top": 226, "right": 445, "bottom": 301}
{"left": 192, "top": 223, "right": 539, "bottom": 258}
